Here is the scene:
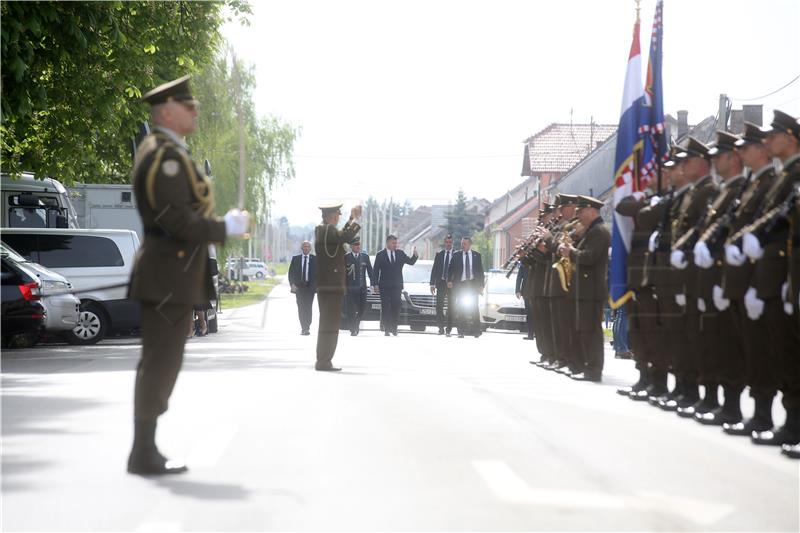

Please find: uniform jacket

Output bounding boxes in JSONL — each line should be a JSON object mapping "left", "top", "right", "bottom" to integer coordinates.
{"left": 520, "top": 248, "right": 549, "bottom": 300}
{"left": 430, "top": 248, "right": 455, "bottom": 286}
{"left": 289, "top": 253, "right": 317, "bottom": 291}
{"left": 674, "top": 175, "right": 719, "bottom": 297}
{"left": 754, "top": 155, "right": 800, "bottom": 299}
{"left": 638, "top": 188, "right": 685, "bottom": 294}
{"left": 544, "top": 220, "right": 573, "bottom": 298}
{"left": 345, "top": 251, "right": 374, "bottom": 291}
{"left": 373, "top": 248, "right": 418, "bottom": 290}
{"left": 515, "top": 263, "right": 528, "bottom": 295}
{"left": 569, "top": 217, "right": 611, "bottom": 302}
{"left": 720, "top": 165, "right": 776, "bottom": 299}
{"left": 695, "top": 175, "right": 747, "bottom": 301}
{"left": 615, "top": 195, "right": 651, "bottom": 291}
{"left": 129, "top": 129, "right": 225, "bottom": 306}
{"left": 314, "top": 220, "right": 361, "bottom": 295}
{"left": 447, "top": 249, "right": 485, "bottom": 287}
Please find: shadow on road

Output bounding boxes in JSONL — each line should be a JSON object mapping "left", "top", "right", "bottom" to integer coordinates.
{"left": 153, "top": 478, "right": 251, "bottom": 501}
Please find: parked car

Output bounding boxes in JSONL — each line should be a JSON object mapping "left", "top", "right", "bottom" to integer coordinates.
{"left": 399, "top": 259, "right": 442, "bottom": 332}
{"left": 1, "top": 228, "right": 141, "bottom": 344}
{"left": 1, "top": 242, "right": 80, "bottom": 336}
{"left": 480, "top": 269, "right": 527, "bottom": 331}
{"left": 1, "top": 172, "right": 80, "bottom": 229}
{"left": 1, "top": 256, "right": 46, "bottom": 347}
{"left": 226, "top": 257, "right": 268, "bottom": 280}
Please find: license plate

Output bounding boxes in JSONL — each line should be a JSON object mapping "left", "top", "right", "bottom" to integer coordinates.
{"left": 371, "top": 304, "right": 381, "bottom": 310}
{"left": 419, "top": 308, "right": 436, "bottom": 315}
{"left": 505, "top": 314, "right": 526, "bottom": 322}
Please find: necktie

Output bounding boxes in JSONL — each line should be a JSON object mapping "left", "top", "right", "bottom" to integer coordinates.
{"left": 303, "top": 256, "right": 308, "bottom": 283}
{"left": 390, "top": 251, "right": 395, "bottom": 264}
{"left": 465, "top": 252, "right": 471, "bottom": 281}
{"left": 443, "top": 251, "right": 450, "bottom": 280}
{"left": 353, "top": 253, "right": 358, "bottom": 281}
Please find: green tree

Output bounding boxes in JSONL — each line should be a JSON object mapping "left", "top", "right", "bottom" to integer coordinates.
{"left": 444, "top": 189, "right": 483, "bottom": 241}
{"left": 1, "top": 0, "right": 251, "bottom": 182}
{"left": 470, "top": 228, "right": 493, "bottom": 272}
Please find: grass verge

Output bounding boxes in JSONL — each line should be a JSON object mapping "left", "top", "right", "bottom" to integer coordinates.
{"left": 220, "top": 278, "right": 280, "bottom": 309}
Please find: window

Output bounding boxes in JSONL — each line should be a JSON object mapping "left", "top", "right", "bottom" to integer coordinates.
{"left": 36, "top": 235, "right": 124, "bottom": 268}
{"left": 1, "top": 234, "right": 39, "bottom": 262}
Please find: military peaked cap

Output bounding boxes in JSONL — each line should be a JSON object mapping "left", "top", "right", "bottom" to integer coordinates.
{"left": 734, "top": 122, "right": 767, "bottom": 147}
{"left": 761, "top": 109, "right": 800, "bottom": 139}
{"left": 708, "top": 130, "right": 740, "bottom": 156}
{"left": 142, "top": 75, "right": 198, "bottom": 106}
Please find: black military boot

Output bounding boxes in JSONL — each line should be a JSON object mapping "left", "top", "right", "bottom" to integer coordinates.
{"left": 724, "top": 392, "right": 774, "bottom": 436}
{"left": 655, "top": 376, "right": 683, "bottom": 410}
{"left": 617, "top": 367, "right": 649, "bottom": 396}
{"left": 781, "top": 443, "right": 800, "bottom": 459}
{"left": 752, "top": 406, "right": 800, "bottom": 446}
{"left": 676, "top": 381, "right": 701, "bottom": 418}
{"left": 127, "top": 419, "right": 188, "bottom": 476}
{"left": 692, "top": 382, "right": 721, "bottom": 422}
{"left": 633, "top": 368, "right": 667, "bottom": 402}
{"left": 697, "top": 383, "right": 743, "bottom": 426}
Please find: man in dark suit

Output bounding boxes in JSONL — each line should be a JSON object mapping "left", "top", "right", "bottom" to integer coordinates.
{"left": 429, "top": 234, "right": 455, "bottom": 335}
{"left": 559, "top": 195, "right": 610, "bottom": 382}
{"left": 372, "top": 235, "right": 418, "bottom": 336}
{"left": 288, "top": 241, "right": 316, "bottom": 335}
{"left": 345, "top": 238, "right": 374, "bottom": 336}
{"left": 447, "top": 236, "right": 485, "bottom": 338}
{"left": 515, "top": 261, "right": 533, "bottom": 340}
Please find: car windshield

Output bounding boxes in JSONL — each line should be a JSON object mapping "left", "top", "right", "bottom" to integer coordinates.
{"left": 487, "top": 273, "right": 516, "bottom": 294}
{"left": 0, "top": 242, "right": 29, "bottom": 263}
{"left": 404, "top": 262, "right": 433, "bottom": 283}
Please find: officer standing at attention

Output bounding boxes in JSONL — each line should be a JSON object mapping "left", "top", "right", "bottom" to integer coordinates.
{"left": 430, "top": 234, "right": 455, "bottom": 335}
{"left": 128, "top": 75, "right": 250, "bottom": 475}
{"left": 288, "top": 241, "right": 316, "bottom": 335}
{"left": 344, "top": 238, "right": 374, "bottom": 336}
{"left": 315, "top": 203, "right": 362, "bottom": 371}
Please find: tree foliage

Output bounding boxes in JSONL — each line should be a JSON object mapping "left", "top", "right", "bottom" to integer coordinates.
{"left": 444, "top": 188, "right": 484, "bottom": 241}
{"left": 1, "top": 0, "right": 251, "bottom": 182}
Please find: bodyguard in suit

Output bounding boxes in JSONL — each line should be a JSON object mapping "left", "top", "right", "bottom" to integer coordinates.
{"left": 344, "top": 238, "right": 374, "bottom": 336}
{"left": 515, "top": 262, "right": 533, "bottom": 340}
{"left": 128, "top": 75, "right": 250, "bottom": 475}
{"left": 373, "top": 235, "right": 418, "bottom": 336}
{"left": 314, "top": 203, "right": 362, "bottom": 371}
{"left": 288, "top": 241, "right": 316, "bottom": 335}
{"left": 430, "top": 234, "right": 455, "bottom": 335}
{"left": 447, "top": 236, "right": 485, "bottom": 338}
{"left": 559, "top": 196, "right": 610, "bottom": 382}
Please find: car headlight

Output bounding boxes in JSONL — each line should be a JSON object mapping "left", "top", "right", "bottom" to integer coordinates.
{"left": 488, "top": 303, "right": 500, "bottom": 311}
{"left": 40, "top": 280, "right": 70, "bottom": 295}
{"left": 459, "top": 294, "right": 477, "bottom": 309}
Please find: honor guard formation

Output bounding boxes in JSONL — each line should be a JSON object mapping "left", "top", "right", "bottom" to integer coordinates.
{"left": 514, "top": 110, "right": 800, "bottom": 461}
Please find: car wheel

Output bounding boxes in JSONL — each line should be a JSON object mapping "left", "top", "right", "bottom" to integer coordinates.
{"left": 255, "top": 271, "right": 265, "bottom": 279}
{"left": 66, "top": 302, "right": 108, "bottom": 345}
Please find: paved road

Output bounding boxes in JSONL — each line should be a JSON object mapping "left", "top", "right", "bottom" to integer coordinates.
{"left": 2, "top": 279, "right": 798, "bottom": 531}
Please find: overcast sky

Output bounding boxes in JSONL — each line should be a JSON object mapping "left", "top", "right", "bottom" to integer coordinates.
{"left": 222, "top": 0, "right": 800, "bottom": 226}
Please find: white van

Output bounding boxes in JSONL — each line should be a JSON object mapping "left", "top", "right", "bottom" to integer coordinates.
{"left": 1, "top": 228, "right": 140, "bottom": 344}
{"left": 1, "top": 172, "right": 80, "bottom": 229}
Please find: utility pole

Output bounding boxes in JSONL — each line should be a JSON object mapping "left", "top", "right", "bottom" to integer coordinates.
{"left": 233, "top": 52, "right": 247, "bottom": 211}
{"left": 388, "top": 197, "right": 393, "bottom": 236}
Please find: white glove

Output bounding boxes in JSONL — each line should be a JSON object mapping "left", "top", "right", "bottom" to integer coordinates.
{"left": 224, "top": 208, "right": 250, "bottom": 237}
{"left": 649, "top": 195, "right": 662, "bottom": 207}
{"left": 782, "top": 282, "right": 795, "bottom": 315}
{"left": 742, "top": 232, "right": 764, "bottom": 260}
{"left": 693, "top": 241, "right": 714, "bottom": 269}
{"left": 725, "top": 244, "right": 746, "bottom": 266}
{"left": 744, "top": 287, "right": 765, "bottom": 320}
{"left": 648, "top": 231, "right": 659, "bottom": 253}
{"left": 697, "top": 298, "right": 706, "bottom": 312}
{"left": 670, "top": 249, "right": 688, "bottom": 270}
{"left": 632, "top": 191, "right": 646, "bottom": 201}
{"left": 712, "top": 284, "right": 730, "bottom": 311}
{"left": 675, "top": 293, "right": 686, "bottom": 306}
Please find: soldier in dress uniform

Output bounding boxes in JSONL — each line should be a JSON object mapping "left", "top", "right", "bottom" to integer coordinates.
{"left": 669, "top": 137, "right": 719, "bottom": 418}
{"left": 559, "top": 195, "right": 611, "bottom": 382}
{"left": 344, "top": 238, "right": 374, "bottom": 336}
{"left": 314, "top": 203, "right": 362, "bottom": 371}
{"left": 523, "top": 204, "right": 557, "bottom": 361}
{"left": 714, "top": 122, "right": 778, "bottom": 436}
{"left": 685, "top": 131, "right": 748, "bottom": 425}
{"left": 736, "top": 110, "right": 800, "bottom": 451}
{"left": 127, "top": 75, "right": 250, "bottom": 475}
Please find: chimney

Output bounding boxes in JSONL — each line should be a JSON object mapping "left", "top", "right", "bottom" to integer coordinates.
{"left": 743, "top": 104, "right": 764, "bottom": 126}
{"left": 677, "top": 110, "right": 689, "bottom": 138}
{"left": 729, "top": 109, "right": 744, "bottom": 134}
{"left": 719, "top": 93, "right": 729, "bottom": 131}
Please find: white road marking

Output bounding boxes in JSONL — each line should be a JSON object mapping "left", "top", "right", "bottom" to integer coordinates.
{"left": 472, "top": 459, "right": 735, "bottom": 526}
{"left": 184, "top": 423, "right": 238, "bottom": 468}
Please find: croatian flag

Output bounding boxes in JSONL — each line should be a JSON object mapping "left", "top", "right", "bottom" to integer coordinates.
{"left": 640, "top": 0, "right": 668, "bottom": 190}
{"left": 609, "top": 15, "right": 647, "bottom": 308}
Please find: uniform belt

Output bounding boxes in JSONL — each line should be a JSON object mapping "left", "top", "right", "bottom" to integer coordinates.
{"left": 144, "top": 227, "right": 169, "bottom": 238}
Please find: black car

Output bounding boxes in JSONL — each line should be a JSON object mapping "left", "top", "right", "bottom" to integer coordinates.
{"left": 2, "top": 257, "right": 46, "bottom": 347}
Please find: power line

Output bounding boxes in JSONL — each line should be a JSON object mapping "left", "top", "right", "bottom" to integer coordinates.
{"left": 733, "top": 74, "right": 800, "bottom": 102}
